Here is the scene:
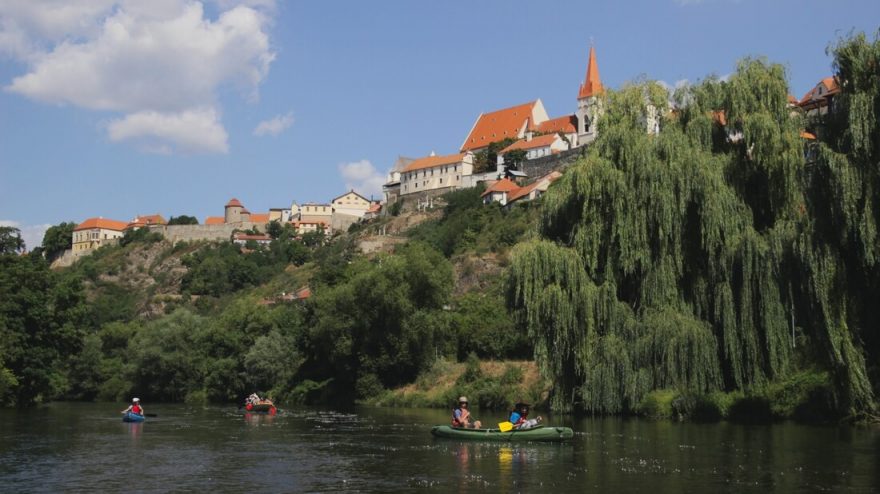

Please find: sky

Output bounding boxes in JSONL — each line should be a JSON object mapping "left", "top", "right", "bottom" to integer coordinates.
{"left": 1, "top": 0, "right": 878, "bottom": 250}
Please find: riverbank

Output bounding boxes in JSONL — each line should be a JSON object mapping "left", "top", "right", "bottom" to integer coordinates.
{"left": 363, "top": 358, "right": 550, "bottom": 410}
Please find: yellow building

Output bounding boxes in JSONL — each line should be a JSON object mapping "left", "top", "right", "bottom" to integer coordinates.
{"left": 72, "top": 217, "right": 128, "bottom": 252}
{"left": 331, "top": 190, "right": 371, "bottom": 218}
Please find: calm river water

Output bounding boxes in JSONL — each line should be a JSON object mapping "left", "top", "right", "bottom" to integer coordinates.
{"left": 0, "top": 403, "right": 877, "bottom": 492}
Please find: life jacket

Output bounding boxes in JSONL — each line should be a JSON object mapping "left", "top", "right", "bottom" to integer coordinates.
{"left": 451, "top": 408, "right": 464, "bottom": 427}
{"left": 509, "top": 411, "right": 525, "bottom": 425}
{"left": 132, "top": 404, "right": 142, "bottom": 415}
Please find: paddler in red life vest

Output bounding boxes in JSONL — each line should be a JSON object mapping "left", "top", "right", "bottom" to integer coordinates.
{"left": 121, "top": 397, "right": 144, "bottom": 416}
{"left": 452, "top": 396, "right": 481, "bottom": 429}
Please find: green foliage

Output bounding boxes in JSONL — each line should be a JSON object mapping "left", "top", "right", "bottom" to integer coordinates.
{"left": 120, "top": 228, "right": 163, "bottom": 247}
{"left": 0, "top": 227, "right": 25, "bottom": 254}
{"left": 408, "top": 185, "right": 537, "bottom": 257}
{"left": 507, "top": 35, "right": 880, "bottom": 419}
{"left": 389, "top": 200, "right": 403, "bottom": 217}
{"left": 473, "top": 137, "right": 517, "bottom": 174}
{"left": 41, "top": 222, "right": 75, "bottom": 261}
{"left": 450, "top": 291, "right": 530, "bottom": 360}
{"left": 167, "top": 215, "right": 199, "bottom": 225}
{"left": 636, "top": 390, "right": 676, "bottom": 419}
{"left": 307, "top": 242, "right": 453, "bottom": 397}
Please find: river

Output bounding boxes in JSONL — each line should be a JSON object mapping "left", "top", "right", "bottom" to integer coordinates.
{"left": 0, "top": 403, "right": 877, "bottom": 492}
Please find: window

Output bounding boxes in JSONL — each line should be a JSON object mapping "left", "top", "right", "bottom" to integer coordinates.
{"left": 440, "top": 178, "right": 443, "bottom": 184}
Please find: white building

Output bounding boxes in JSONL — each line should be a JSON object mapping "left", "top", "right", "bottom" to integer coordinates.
{"left": 575, "top": 45, "right": 604, "bottom": 146}
{"left": 400, "top": 152, "right": 475, "bottom": 196}
{"left": 498, "top": 133, "right": 570, "bottom": 165}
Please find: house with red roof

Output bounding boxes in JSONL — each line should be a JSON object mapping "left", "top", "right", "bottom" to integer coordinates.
{"left": 798, "top": 76, "right": 840, "bottom": 117}
{"left": 506, "top": 171, "right": 562, "bottom": 207}
{"left": 126, "top": 214, "right": 166, "bottom": 230}
{"left": 203, "top": 198, "right": 271, "bottom": 226}
{"left": 480, "top": 178, "right": 522, "bottom": 206}
{"left": 72, "top": 217, "right": 128, "bottom": 253}
{"left": 498, "top": 133, "right": 570, "bottom": 166}
{"left": 400, "top": 151, "right": 475, "bottom": 197}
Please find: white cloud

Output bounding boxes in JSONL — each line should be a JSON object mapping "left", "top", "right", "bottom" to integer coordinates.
{"left": 1, "top": 1, "right": 275, "bottom": 154}
{"left": 253, "top": 111, "right": 294, "bottom": 136}
{"left": 0, "top": 220, "right": 51, "bottom": 252}
{"left": 107, "top": 107, "right": 229, "bottom": 154}
{"left": 338, "top": 160, "right": 385, "bottom": 199}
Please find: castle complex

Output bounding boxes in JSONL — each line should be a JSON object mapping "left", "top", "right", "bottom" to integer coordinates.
{"left": 63, "top": 42, "right": 841, "bottom": 261}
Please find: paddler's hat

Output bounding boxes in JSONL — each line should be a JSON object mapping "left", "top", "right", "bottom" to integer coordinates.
{"left": 132, "top": 397, "right": 140, "bottom": 402}
{"left": 458, "top": 396, "right": 468, "bottom": 404}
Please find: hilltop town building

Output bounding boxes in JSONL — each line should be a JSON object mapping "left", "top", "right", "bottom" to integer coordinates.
{"left": 399, "top": 152, "right": 475, "bottom": 197}
{"left": 498, "top": 133, "right": 569, "bottom": 165}
{"left": 126, "top": 214, "right": 166, "bottom": 230}
{"left": 576, "top": 45, "right": 604, "bottom": 145}
{"left": 72, "top": 217, "right": 128, "bottom": 253}
{"left": 460, "top": 100, "right": 551, "bottom": 153}
{"left": 798, "top": 76, "right": 839, "bottom": 117}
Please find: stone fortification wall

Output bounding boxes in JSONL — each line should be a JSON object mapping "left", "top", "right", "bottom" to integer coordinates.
{"left": 150, "top": 223, "right": 265, "bottom": 244}
{"left": 519, "top": 146, "right": 586, "bottom": 179}
{"left": 331, "top": 212, "right": 361, "bottom": 233}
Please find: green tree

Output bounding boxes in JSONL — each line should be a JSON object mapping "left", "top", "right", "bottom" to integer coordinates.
{"left": 507, "top": 39, "right": 880, "bottom": 418}
{"left": 0, "top": 227, "right": 24, "bottom": 254}
{"left": 167, "top": 215, "right": 199, "bottom": 225}
{"left": 41, "top": 222, "right": 75, "bottom": 261}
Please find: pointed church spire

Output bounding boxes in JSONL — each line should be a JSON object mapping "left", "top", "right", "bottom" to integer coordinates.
{"left": 578, "top": 45, "right": 603, "bottom": 100}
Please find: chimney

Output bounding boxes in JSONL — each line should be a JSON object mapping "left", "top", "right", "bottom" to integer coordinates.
{"left": 526, "top": 131, "right": 533, "bottom": 141}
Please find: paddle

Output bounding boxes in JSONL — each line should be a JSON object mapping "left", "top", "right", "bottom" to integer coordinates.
{"left": 498, "top": 421, "right": 514, "bottom": 432}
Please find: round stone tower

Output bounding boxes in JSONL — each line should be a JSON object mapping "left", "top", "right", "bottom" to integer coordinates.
{"left": 224, "top": 198, "right": 244, "bottom": 223}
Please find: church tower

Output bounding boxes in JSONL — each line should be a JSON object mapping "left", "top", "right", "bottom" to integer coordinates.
{"left": 576, "top": 45, "right": 604, "bottom": 146}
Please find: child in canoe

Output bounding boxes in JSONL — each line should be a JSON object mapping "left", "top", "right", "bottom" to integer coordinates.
{"left": 509, "top": 402, "right": 541, "bottom": 429}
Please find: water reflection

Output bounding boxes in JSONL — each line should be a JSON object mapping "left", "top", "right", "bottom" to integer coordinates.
{"left": 126, "top": 422, "right": 142, "bottom": 442}
{"left": 244, "top": 412, "right": 275, "bottom": 426}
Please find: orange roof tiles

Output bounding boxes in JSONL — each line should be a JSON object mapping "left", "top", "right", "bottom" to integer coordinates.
{"left": 367, "top": 203, "right": 382, "bottom": 213}
{"left": 578, "top": 46, "right": 603, "bottom": 99}
{"left": 225, "top": 198, "right": 243, "bottom": 208}
{"left": 205, "top": 216, "right": 225, "bottom": 225}
{"left": 74, "top": 217, "right": 128, "bottom": 232}
{"left": 500, "top": 134, "right": 559, "bottom": 153}
{"left": 800, "top": 131, "right": 817, "bottom": 140}
{"left": 481, "top": 178, "right": 521, "bottom": 197}
{"left": 799, "top": 76, "right": 840, "bottom": 106}
{"left": 461, "top": 101, "right": 539, "bottom": 151}
{"left": 248, "top": 213, "right": 270, "bottom": 223}
{"left": 126, "top": 214, "right": 166, "bottom": 229}
{"left": 507, "top": 172, "right": 562, "bottom": 203}
{"left": 403, "top": 152, "right": 468, "bottom": 172}
{"left": 537, "top": 115, "right": 577, "bottom": 134}
{"left": 233, "top": 233, "right": 272, "bottom": 241}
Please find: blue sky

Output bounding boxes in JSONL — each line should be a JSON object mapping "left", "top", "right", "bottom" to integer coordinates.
{"left": 1, "top": 0, "right": 878, "bottom": 249}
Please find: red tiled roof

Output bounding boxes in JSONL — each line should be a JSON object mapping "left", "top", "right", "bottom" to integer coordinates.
{"left": 126, "top": 214, "right": 166, "bottom": 229}
{"left": 578, "top": 45, "right": 603, "bottom": 99}
{"left": 248, "top": 213, "right": 270, "bottom": 223}
{"left": 800, "top": 131, "right": 816, "bottom": 140}
{"left": 500, "top": 134, "right": 559, "bottom": 153}
{"left": 367, "top": 203, "right": 382, "bottom": 213}
{"left": 711, "top": 110, "right": 727, "bottom": 126}
{"left": 74, "top": 217, "right": 128, "bottom": 232}
{"left": 294, "top": 286, "right": 311, "bottom": 299}
{"left": 461, "top": 101, "right": 539, "bottom": 151}
{"left": 403, "top": 152, "right": 468, "bottom": 172}
{"left": 205, "top": 216, "right": 225, "bottom": 225}
{"left": 225, "top": 198, "right": 243, "bottom": 208}
{"left": 507, "top": 171, "right": 562, "bottom": 203}
{"left": 481, "top": 178, "right": 521, "bottom": 197}
{"left": 537, "top": 115, "right": 577, "bottom": 134}
{"left": 787, "top": 94, "right": 799, "bottom": 105}
{"left": 799, "top": 76, "right": 840, "bottom": 106}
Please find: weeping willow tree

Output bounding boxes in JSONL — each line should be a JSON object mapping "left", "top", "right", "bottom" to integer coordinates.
{"left": 506, "top": 31, "right": 880, "bottom": 417}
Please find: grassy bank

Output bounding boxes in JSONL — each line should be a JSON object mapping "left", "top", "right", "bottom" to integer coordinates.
{"left": 635, "top": 370, "right": 841, "bottom": 423}
{"left": 363, "top": 356, "right": 550, "bottom": 411}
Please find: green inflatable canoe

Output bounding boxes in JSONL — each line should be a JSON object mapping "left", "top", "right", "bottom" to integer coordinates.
{"left": 430, "top": 425, "right": 574, "bottom": 442}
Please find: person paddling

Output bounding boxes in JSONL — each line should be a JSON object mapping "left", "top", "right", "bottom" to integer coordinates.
{"left": 452, "top": 396, "right": 481, "bottom": 429}
{"left": 509, "top": 401, "right": 541, "bottom": 429}
{"left": 121, "top": 398, "right": 144, "bottom": 416}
